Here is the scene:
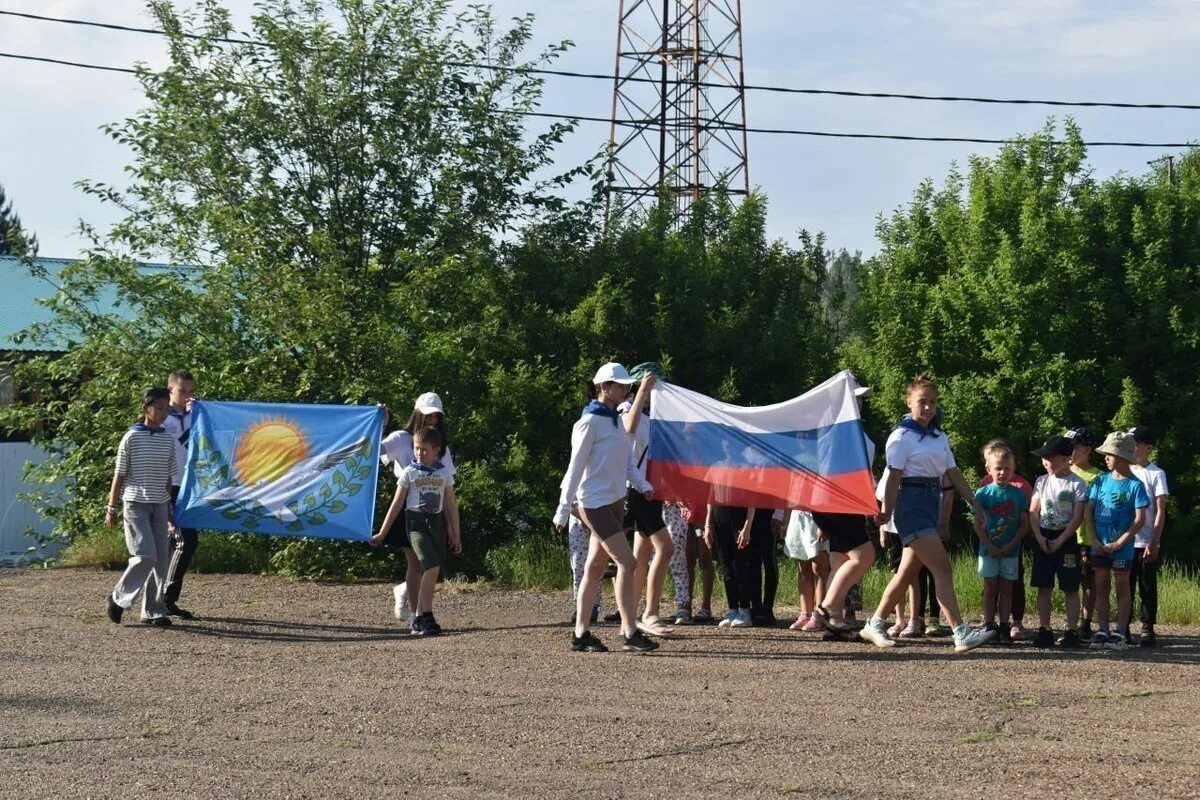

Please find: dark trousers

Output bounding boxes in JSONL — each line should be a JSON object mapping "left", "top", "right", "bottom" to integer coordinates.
{"left": 749, "top": 523, "right": 778, "bottom": 615}
{"left": 917, "top": 567, "right": 937, "bottom": 618}
{"left": 1130, "top": 547, "right": 1159, "bottom": 627}
{"left": 164, "top": 486, "right": 199, "bottom": 604}
{"left": 712, "top": 508, "right": 755, "bottom": 611}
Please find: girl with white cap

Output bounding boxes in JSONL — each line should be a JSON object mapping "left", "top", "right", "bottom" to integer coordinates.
{"left": 378, "top": 392, "right": 455, "bottom": 627}
{"left": 554, "top": 362, "right": 659, "bottom": 653}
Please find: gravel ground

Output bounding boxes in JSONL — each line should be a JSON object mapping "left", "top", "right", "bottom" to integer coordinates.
{"left": 2, "top": 568, "right": 1200, "bottom": 799}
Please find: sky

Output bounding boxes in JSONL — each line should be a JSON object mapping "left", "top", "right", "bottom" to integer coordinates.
{"left": 3, "top": 0, "right": 1199, "bottom": 260}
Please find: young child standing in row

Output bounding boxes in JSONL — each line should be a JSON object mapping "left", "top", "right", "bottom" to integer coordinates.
{"left": 105, "top": 387, "right": 179, "bottom": 627}
{"left": 1129, "top": 426, "right": 1169, "bottom": 647}
{"left": 1086, "top": 431, "right": 1150, "bottom": 651}
{"left": 1028, "top": 436, "right": 1088, "bottom": 648}
{"left": 1064, "top": 427, "right": 1102, "bottom": 639}
{"left": 973, "top": 442, "right": 1028, "bottom": 644}
{"left": 371, "top": 426, "right": 462, "bottom": 636}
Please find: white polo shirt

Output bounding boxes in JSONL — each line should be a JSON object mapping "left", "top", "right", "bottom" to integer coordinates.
{"left": 885, "top": 426, "right": 956, "bottom": 479}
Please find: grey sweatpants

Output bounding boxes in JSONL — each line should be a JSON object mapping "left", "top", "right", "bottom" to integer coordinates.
{"left": 111, "top": 500, "right": 170, "bottom": 619}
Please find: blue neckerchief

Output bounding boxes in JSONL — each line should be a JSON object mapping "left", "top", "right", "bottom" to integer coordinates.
{"left": 168, "top": 407, "right": 190, "bottom": 445}
{"left": 897, "top": 413, "right": 941, "bottom": 440}
{"left": 582, "top": 400, "right": 619, "bottom": 427}
{"left": 410, "top": 458, "right": 444, "bottom": 474}
{"left": 131, "top": 422, "right": 166, "bottom": 435}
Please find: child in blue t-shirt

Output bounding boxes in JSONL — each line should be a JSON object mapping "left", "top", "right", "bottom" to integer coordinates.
{"left": 1086, "top": 431, "right": 1150, "bottom": 651}
{"left": 974, "top": 443, "right": 1028, "bottom": 644}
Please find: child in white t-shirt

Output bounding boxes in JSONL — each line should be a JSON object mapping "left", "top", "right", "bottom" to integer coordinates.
{"left": 371, "top": 426, "right": 461, "bottom": 636}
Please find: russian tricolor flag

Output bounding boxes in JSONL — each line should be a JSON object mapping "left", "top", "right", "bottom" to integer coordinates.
{"left": 647, "top": 371, "right": 877, "bottom": 515}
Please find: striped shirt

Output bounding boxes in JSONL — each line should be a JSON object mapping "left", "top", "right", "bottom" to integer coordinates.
{"left": 115, "top": 426, "right": 179, "bottom": 503}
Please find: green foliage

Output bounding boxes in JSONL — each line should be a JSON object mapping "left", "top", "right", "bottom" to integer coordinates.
{"left": 0, "top": 180, "right": 36, "bottom": 256}
{"left": 484, "top": 534, "right": 570, "bottom": 590}
{"left": 843, "top": 119, "right": 1200, "bottom": 560}
{"left": 4, "top": 1, "right": 835, "bottom": 581}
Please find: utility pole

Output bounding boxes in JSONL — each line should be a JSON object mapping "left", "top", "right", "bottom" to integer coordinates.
{"left": 606, "top": 0, "right": 749, "bottom": 228}
{"left": 1148, "top": 154, "right": 1176, "bottom": 185}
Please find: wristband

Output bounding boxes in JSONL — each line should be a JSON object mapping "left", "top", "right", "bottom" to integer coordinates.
{"left": 105, "top": 504, "right": 117, "bottom": 514}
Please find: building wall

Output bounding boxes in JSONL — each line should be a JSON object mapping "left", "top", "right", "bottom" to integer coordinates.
{"left": 0, "top": 442, "right": 61, "bottom": 564}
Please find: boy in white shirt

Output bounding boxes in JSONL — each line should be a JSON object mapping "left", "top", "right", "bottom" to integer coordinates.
{"left": 1028, "top": 436, "right": 1088, "bottom": 648}
{"left": 371, "top": 427, "right": 461, "bottom": 636}
{"left": 1129, "top": 426, "right": 1169, "bottom": 647}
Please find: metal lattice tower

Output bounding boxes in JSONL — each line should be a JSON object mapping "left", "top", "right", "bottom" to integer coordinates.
{"left": 606, "top": 0, "right": 749, "bottom": 225}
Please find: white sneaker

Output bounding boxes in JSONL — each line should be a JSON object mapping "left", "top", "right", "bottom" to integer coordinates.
{"left": 953, "top": 625, "right": 996, "bottom": 653}
{"left": 729, "top": 609, "right": 753, "bottom": 627}
{"left": 859, "top": 617, "right": 896, "bottom": 648}
{"left": 392, "top": 583, "right": 410, "bottom": 620}
{"left": 718, "top": 610, "right": 737, "bottom": 627}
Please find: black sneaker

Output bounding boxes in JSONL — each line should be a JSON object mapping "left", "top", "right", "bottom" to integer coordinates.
{"left": 165, "top": 603, "right": 195, "bottom": 620}
{"left": 997, "top": 626, "right": 1013, "bottom": 645}
{"left": 570, "top": 631, "right": 608, "bottom": 652}
{"left": 410, "top": 614, "right": 425, "bottom": 636}
{"left": 621, "top": 629, "right": 659, "bottom": 653}
{"left": 1033, "top": 627, "right": 1055, "bottom": 648}
{"left": 1140, "top": 625, "right": 1157, "bottom": 648}
{"left": 419, "top": 614, "right": 442, "bottom": 637}
{"left": 106, "top": 596, "right": 124, "bottom": 624}
{"left": 752, "top": 611, "right": 778, "bottom": 628}
{"left": 142, "top": 616, "right": 172, "bottom": 627}
{"left": 1058, "top": 629, "right": 1081, "bottom": 648}
{"left": 602, "top": 611, "right": 622, "bottom": 624}
{"left": 1079, "top": 620, "right": 1093, "bottom": 641}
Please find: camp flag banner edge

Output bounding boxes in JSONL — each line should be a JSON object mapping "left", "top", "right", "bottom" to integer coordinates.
{"left": 175, "top": 400, "right": 384, "bottom": 542}
{"left": 646, "top": 371, "right": 877, "bottom": 516}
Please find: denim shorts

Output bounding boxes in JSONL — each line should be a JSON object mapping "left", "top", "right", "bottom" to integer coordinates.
{"left": 978, "top": 554, "right": 1019, "bottom": 581}
{"left": 894, "top": 481, "right": 941, "bottom": 546}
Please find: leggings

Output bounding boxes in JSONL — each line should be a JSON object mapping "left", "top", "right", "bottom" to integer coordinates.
{"left": 568, "top": 517, "right": 602, "bottom": 614}
{"left": 750, "top": 518, "right": 778, "bottom": 615}
{"left": 712, "top": 507, "right": 756, "bottom": 611}
{"left": 663, "top": 503, "right": 691, "bottom": 609}
{"left": 917, "top": 567, "right": 937, "bottom": 618}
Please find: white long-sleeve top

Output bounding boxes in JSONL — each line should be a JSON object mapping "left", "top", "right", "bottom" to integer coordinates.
{"left": 380, "top": 430, "right": 456, "bottom": 478}
{"left": 554, "top": 412, "right": 652, "bottom": 527}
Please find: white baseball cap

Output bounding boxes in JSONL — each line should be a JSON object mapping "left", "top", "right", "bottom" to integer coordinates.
{"left": 592, "top": 362, "right": 636, "bottom": 386}
{"left": 414, "top": 392, "right": 444, "bottom": 415}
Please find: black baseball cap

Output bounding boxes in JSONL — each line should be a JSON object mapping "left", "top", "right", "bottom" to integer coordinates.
{"left": 1129, "top": 426, "right": 1157, "bottom": 445}
{"left": 1064, "top": 427, "right": 1100, "bottom": 448}
{"left": 1033, "top": 435, "right": 1073, "bottom": 459}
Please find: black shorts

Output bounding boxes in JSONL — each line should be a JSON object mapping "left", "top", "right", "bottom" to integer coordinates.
{"left": 1031, "top": 532, "right": 1081, "bottom": 592}
{"left": 811, "top": 512, "right": 870, "bottom": 554}
{"left": 624, "top": 489, "right": 665, "bottom": 534}
{"left": 382, "top": 512, "right": 409, "bottom": 548}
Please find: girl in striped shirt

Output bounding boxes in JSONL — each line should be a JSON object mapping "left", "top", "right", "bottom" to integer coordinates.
{"left": 104, "top": 387, "right": 178, "bottom": 626}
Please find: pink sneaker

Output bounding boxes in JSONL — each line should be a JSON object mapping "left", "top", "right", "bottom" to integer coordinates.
{"left": 790, "top": 612, "right": 810, "bottom": 631}
{"left": 887, "top": 619, "right": 907, "bottom": 637}
{"left": 801, "top": 614, "right": 824, "bottom": 632}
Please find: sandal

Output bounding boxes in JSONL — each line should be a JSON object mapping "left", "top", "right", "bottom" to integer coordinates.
{"left": 813, "top": 604, "right": 854, "bottom": 634}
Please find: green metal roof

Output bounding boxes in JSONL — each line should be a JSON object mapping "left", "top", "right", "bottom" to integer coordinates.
{"left": 0, "top": 255, "right": 178, "bottom": 352}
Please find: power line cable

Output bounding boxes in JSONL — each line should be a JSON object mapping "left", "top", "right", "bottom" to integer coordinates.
{"left": 0, "top": 50, "right": 1193, "bottom": 148}
{"left": 5, "top": 8, "right": 1200, "bottom": 111}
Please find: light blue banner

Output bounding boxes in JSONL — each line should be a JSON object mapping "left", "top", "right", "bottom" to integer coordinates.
{"left": 175, "top": 401, "right": 383, "bottom": 541}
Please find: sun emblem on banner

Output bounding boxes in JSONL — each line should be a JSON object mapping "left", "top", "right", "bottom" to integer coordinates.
{"left": 235, "top": 418, "right": 309, "bottom": 484}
